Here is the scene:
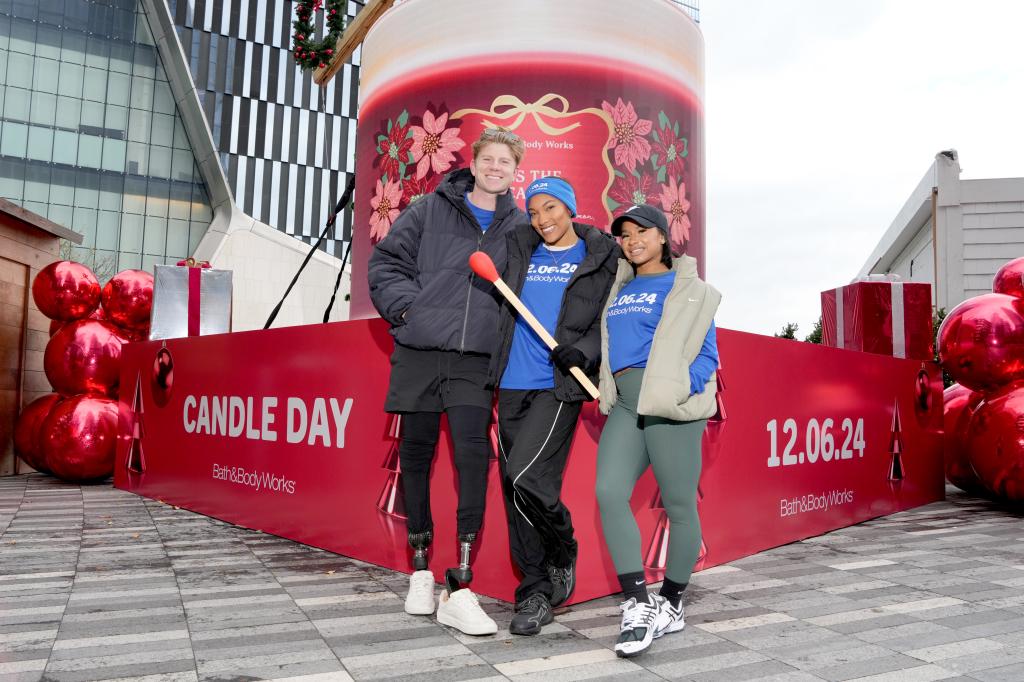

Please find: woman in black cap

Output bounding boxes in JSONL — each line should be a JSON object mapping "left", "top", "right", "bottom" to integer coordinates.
{"left": 595, "top": 204, "right": 721, "bottom": 658}
{"left": 488, "top": 177, "right": 619, "bottom": 636}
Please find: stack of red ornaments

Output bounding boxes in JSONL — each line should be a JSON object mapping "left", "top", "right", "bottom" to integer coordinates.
{"left": 940, "top": 256, "right": 1024, "bottom": 501}
{"left": 13, "top": 262, "right": 153, "bottom": 483}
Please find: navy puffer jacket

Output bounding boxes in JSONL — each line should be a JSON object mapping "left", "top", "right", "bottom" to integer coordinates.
{"left": 368, "top": 168, "right": 525, "bottom": 354}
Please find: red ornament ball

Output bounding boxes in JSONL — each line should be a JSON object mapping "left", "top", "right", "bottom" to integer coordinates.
{"left": 151, "top": 346, "right": 174, "bottom": 407}
{"left": 116, "top": 322, "right": 150, "bottom": 343}
{"left": 49, "top": 306, "right": 105, "bottom": 337}
{"left": 965, "top": 383, "right": 1024, "bottom": 501}
{"left": 40, "top": 395, "right": 118, "bottom": 483}
{"left": 942, "top": 383, "right": 985, "bottom": 495}
{"left": 913, "top": 367, "right": 942, "bottom": 427}
{"left": 101, "top": 269, "right": 153, "bottom": 329}
{"left": 993, "top": 256, "right": 1024, "bottom": 298}
{"left": 13, "top": 393, "right": 62, "bottom": 473}
{"left": 937, "top": 293, "right": 1024, "bottom": 392}
{"left": 44, "top": 319, "right": 127, "bottom": 397}
{"left": 31, "top": 261, "right": 101, "bottom": 321}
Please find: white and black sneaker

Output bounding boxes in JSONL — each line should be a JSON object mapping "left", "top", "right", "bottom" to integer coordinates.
{"left": 651, "top": 594, "right": 685, "bottom": 637}
{"left": 614, "top": 596, "right": 661, "bottom": 658}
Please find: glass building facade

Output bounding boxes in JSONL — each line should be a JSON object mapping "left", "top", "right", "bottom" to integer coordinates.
{"left": 0, "top": 0, "right": 213, "bottom": 282}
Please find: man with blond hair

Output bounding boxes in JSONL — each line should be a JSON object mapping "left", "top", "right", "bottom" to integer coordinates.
{"left": 369, "top": 127, "right": 527, "bottom": 635}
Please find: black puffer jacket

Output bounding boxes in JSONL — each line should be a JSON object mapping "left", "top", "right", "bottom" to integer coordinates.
{"left": 368, "top": 168, "right": 525, "bottom": 354}
{"left": 488, "top": 222, "right": 621, "bottom": 402}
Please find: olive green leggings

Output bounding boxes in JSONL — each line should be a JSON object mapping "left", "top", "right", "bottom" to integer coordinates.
{"left": 595, "top": 368, "right": 705, "bottom": 584}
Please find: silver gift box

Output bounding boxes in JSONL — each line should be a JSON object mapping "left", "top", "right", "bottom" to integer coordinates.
{"left": 150, "top": 264, "right": 233, "bottom": 340}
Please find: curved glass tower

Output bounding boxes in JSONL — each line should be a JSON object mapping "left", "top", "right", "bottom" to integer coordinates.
{"left": 0, "top": 0, "right": 212, "bottom": 281}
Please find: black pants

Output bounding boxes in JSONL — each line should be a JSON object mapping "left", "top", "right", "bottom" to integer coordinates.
{"left": 399, "top": 407, "right": 492, "bottom": 537}
{"left": 497, "top": 389, "right": 582, "bottom": 603}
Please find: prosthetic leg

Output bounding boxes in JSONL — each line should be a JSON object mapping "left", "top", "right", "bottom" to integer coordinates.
{"left": 408, "top": 530, "right": 432, "bottom": 570}
{"left": 436, "top": 532, "right": 497, "bottom": 634}
{"left": 404, "top": 530, "right": 435, "bottom": 616}
{"left": 444, "top": 533, "right": 476, "bottom": 594}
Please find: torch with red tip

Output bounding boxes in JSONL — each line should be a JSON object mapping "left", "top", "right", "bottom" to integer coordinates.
{"left": 469, "top": 251, "right": 599, "bottom": 400}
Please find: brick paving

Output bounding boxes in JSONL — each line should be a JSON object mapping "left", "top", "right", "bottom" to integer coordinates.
{"left": 0, "top": 474, "right": 1022, "bottom": 681}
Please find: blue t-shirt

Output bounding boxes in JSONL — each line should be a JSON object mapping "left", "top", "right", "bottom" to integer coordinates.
{"left": 466, "top": 193, "right": 494, "bottom": 231}
{"left": 607, "top": 271, "right": 675, "bottom": 373}
{"left": 607, "top": 272, "right": 719, "bottom": 393}
{"left": 501, "top": 239, "right": 588, "bottom": 389}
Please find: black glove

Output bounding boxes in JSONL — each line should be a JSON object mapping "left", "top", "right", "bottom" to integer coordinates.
{"left": 550, "top": 344, "right": 587, "bottom": 372}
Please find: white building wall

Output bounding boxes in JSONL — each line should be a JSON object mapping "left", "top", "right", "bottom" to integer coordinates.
{"left": 859, "top": 151, "right": 1024, "bottom": 313}
{"left": 195, "top": 206, "right": 349, "bottom": 331}
{"left": 960, "top": 180, "right": 1024, "bottom": 300}
{"left": 887, "top": 225, "right": 934, "bottom": 285}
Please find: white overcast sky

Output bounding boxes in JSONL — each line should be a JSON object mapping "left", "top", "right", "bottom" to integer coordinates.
{"left": 699, "top": 0, "right": 1024, "bottom": 336}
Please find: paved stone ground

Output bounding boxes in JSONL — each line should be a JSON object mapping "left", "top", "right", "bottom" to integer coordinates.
{"left": 1, "top": 475, "right": 1023, "bottom": 682}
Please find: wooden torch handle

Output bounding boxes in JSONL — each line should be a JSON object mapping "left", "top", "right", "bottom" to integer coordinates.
{"left": 492, "top": 279, "right": 600, "bottom": 400}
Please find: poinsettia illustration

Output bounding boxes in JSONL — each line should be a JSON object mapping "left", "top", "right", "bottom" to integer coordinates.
{"left": 370, "top": 178, "right": 403, "bottom": 242}
{"left": 410, "top": 109, "right": 465, "bottom": 180}
{"left": 651, "top": 113, "right": 688, "bottom": 183}
{"left": 603, "top": 98, "right": 652, "bottom": 173}
{"left": 609, "top": 172, "right": 655, "bottom": 216}
{"left": 660, "top": 177, "right": 691, "bottom": 250}
{"left": 376, "top": 110, "right": 414, "bottom": 183}
{"left": 402, "top": 173, "right": 441, "bottom": 207}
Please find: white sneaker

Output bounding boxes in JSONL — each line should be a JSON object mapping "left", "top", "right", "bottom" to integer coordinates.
{"left": 614, "top": 596, "right": 660, "bottom": 658}
{"left": 651, "top": 594, "right": 685, "bottom": 637}
{"left": 404, "top": 570, "right": 436, "bottom": 615}
{"left": 436, "top": 588, "right": 498, "bottom": 635}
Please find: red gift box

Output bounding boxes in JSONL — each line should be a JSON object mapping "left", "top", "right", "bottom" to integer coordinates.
{"left": 821, "top": 278, "right": 933, "bottom": 360}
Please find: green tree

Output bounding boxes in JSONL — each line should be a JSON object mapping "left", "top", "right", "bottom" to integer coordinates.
{"left": 775, "top": 322, "right": 799, "bottom": 340}
{"left": 804, "top": 317, "right": 823, "bottom": 344}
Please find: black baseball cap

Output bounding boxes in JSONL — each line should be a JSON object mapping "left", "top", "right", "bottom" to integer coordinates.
{"left": 610, "top": 204, "right": 669, "bottom": 237}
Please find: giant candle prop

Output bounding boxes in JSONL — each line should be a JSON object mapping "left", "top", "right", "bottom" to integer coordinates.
{"left": 350, "top": 0, "right": 705, "bottom": 317}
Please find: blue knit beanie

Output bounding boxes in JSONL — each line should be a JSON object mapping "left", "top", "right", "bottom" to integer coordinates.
{"left": 525, "top": 177, "right": 577, "bottom": 217}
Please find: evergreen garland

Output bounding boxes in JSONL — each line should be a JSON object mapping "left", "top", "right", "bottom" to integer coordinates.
{"left": 292, "top": 0, "right": 346, "bottom": 70}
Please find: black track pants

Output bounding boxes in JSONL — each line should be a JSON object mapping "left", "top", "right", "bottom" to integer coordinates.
{"left": 497, "top": 389, "right": 582, "bottom": 603}
{"left": 398, "top": 406, "right": 492, "bottom": 537}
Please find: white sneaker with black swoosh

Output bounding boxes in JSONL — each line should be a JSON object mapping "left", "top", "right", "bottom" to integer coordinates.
{"left": 614, "top": 596, "right": 660, "bottom": 657}
{"left": 651, "top": 594, "right": 685, "bottom": 637}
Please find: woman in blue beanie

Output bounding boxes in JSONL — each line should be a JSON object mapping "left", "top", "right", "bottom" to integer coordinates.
{"left": 487, "top": 177, "right": 619, "bottom": 635}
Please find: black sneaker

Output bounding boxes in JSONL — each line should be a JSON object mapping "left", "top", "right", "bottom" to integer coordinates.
{"left": 547, "top": 552, "right": 577, "bottom": 607}
{"left": 509, "top": 593, "right": 553, "bottom": 636}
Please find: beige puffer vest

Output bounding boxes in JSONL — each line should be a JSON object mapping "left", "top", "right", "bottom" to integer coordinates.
{"left": 598, "top": 256, "right": 721, "bottom": 421}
